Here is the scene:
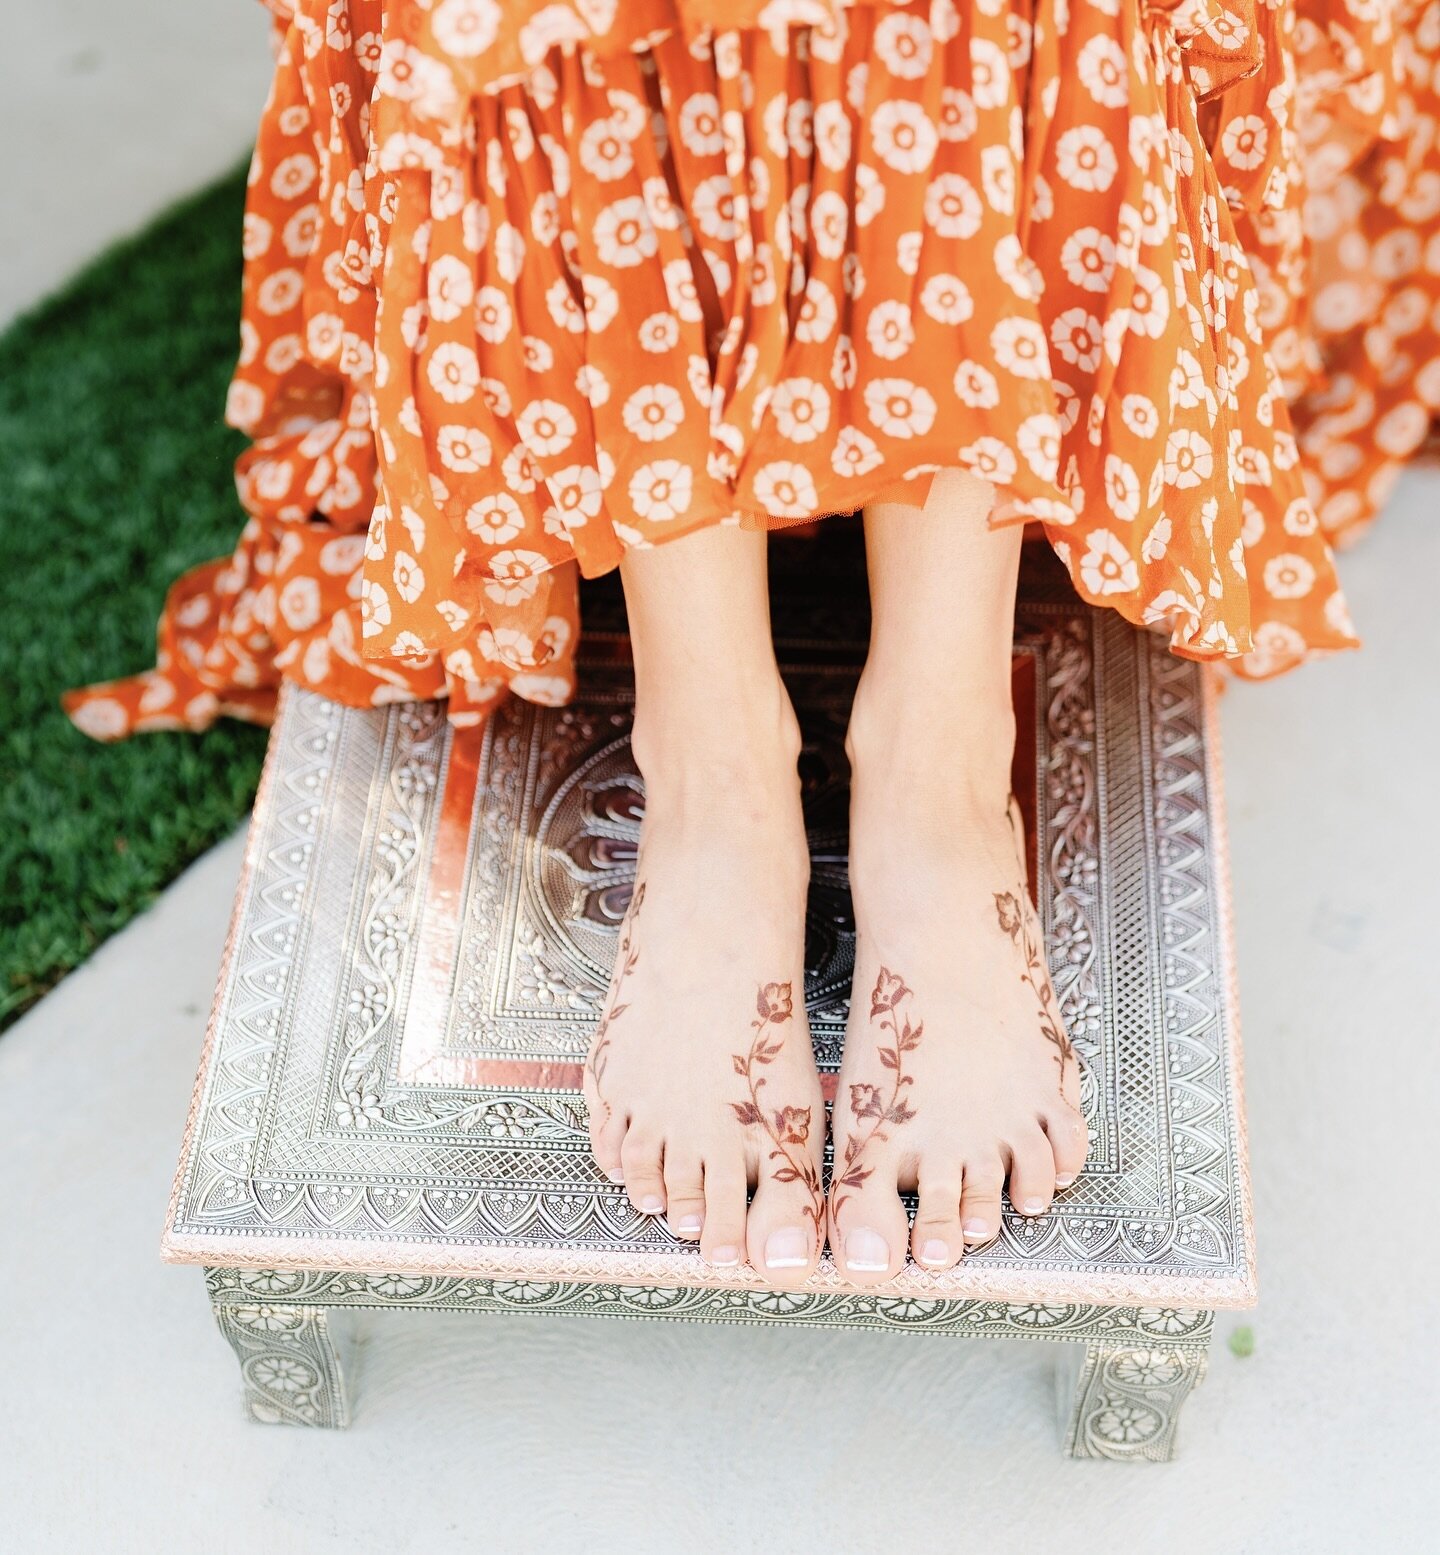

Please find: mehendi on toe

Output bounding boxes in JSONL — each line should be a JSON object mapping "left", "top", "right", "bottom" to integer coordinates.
{"left": 994, "top": 887, "right": 1075, "bottom": 1088}
{"left": 831, "top": 968, "right": 922, "bottom": 1220}
{"left": 729, "top": 980, "right": 824, "bottom": 1252}
{"left": 586, "top": 881, "right": 645, "bottom": 1125}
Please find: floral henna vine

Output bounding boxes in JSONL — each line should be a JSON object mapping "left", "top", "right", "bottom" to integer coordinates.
{"left": 994, "top": 888, "right": 1076, "bottom": 1088}
{"left": 831, "top": 969, "right": 922, "bottom": 1220}
{"left": 729, "top": 981, "right": 824, "bottom": 1251}
{"left": 586, "top": 881, "right": 645, "bottom": 1127}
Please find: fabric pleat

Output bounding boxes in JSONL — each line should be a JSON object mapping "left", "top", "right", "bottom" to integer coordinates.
{"left": 65, "top": 0, "right": 1438, "bottom": 739}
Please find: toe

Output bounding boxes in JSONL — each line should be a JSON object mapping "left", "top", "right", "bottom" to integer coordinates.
{"left": 1042, "top": 1101, "right": 1089, "bottom": 1190}
{"left": 746, "top": 1170, "right": 823, "bottom": 1289}
{"left": 699, "top": 1157, "right": 748, "bottom": 1271}
{"left": 1007, "top": 1128, "right": 1057, "bottom": 1217}
{"left": 959, "top": 1160, "right": 1004, "bottom": 1246}
{"left": 663, "top": 1149, "right": 706, "bottom": 1241}
{"left": 621, "top": 1132, "right": 667, "bottom": 1218}
{"left": 829, "top": 1157, "right": 909, "bottom": 1285}
{"left": 589, "top": 1106, "right": 628, "bottom": 1185}
{"left": 910, "top": 1168, "right": 964, "bottom": 1272}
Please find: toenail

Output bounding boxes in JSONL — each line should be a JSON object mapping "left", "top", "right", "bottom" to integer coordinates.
{"left": 639, "top": 1194, "right": 664, "bottom": 1215}
{"left": 764, "top": 1227, "right": 810, "bottom": 1270}
{"left": 1021, "top": 1198, "right": 1047, "bottom": 1215}
{"left": 671, "top": 1214, "right": 702, "bottom": 1236}
{"left": 605, "top": 1169, "right": 625, "bottom": 1184}
{"left": 918, "top": 1238, "right": 951, "bottom": 1266}
{"left": 707, "top": 1244, "right": 742, "bottom": 1268}
{"left": 844, "top": 1228, "right": 891, "bottom": 1273}
{"left": 962, "top": 1219, "right": 993, "bottom": 1241}
{"left": 1055, "top": 1173, "right": 1076, "bottom": 1189}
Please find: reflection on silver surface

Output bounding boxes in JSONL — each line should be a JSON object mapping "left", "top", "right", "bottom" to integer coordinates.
{"left": 165, "top": 590, "right": 1253, "bottom": 1310}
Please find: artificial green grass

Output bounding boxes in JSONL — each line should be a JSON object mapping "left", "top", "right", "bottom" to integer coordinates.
{"left": 0, "top": 163, "right": 266, "bottom": 1029}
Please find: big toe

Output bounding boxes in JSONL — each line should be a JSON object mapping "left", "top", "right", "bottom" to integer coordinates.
{"left": 746, "top": 1168, "right": 824, "bottom": 1289}
{"left": 1043, "top": 1100, "right": 1090, "bottom": 1189}
{"left": 586, "top": 1098, "right": 627, "bottom": 1186}
{"left": 829, "top": 1157, "right": 909, "bottom": 1286}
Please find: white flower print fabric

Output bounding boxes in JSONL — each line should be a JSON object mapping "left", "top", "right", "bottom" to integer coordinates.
{"left": 65, "top": 0, "right": 1439, "bottom": 738}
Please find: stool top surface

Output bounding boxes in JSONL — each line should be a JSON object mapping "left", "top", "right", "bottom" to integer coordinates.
{"left": 163, "top": 569, "right": 1255, "bottom": 1308}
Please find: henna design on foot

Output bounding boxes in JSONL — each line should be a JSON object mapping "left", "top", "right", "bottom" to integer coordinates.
{"left": 993, "top": 887, "right": 1075, "bottom": 1088}
{"left": 730, "top": 981, "right": 824, "bottom": 1251}
{"left": 831, "top": 969, "right": 922, "bottom": 1221}
{"left": 586, "top": 881, "right": 645, "bottom": 1124}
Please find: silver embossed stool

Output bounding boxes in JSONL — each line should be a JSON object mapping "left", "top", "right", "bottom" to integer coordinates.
{"left": 163, "top": 556, "right": 1255, "bottom": 1461}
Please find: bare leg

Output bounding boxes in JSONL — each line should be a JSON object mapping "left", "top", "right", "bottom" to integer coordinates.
{"left": 830, "top": 471, "right": 1088, "bottom": 1281}
{"left": 583, "top": 526, "right": 826, "bottom": 1285}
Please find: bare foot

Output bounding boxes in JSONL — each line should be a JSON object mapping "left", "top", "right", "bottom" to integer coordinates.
{"left": 829, "top": 702, "right": 1088, "bottom": 1283}
{"left": 582, "top": 696, "right": 826, "bottom": 1286}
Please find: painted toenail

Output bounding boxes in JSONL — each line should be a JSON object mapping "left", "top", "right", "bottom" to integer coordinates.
{"left": 764, "top": 1227, "right": 810, "bottom": 1270}
{"left": 605, "top": 1169, "right": 625, "bottom": 1184}
{"left": 1055, "top": 1173, "right": 1076, "bottom": 1189}
{"left": 844, "top": 1228, "right": 891, "bottom": 1273}
{"left": 919, "top": 1239, "right": 950, "bottom": 1266}
{"left": 962, "top": 1219, "right": 992, "bottom": 1241}
{"left": 1021, "top": 1198, "right": 1047, "bottom": 1215}
{"left": 707, "top": 1244, "right": 742, "bottom": 1268}
{"left": 672, "top": 1214, "right": 702, "bottom": 1236}
{"left": 639, "top": 1194, "right": 664, "bottom": 1214}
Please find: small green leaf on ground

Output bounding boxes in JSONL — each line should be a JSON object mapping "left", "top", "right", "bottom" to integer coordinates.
{"left": 1228, "top": 1325, "right": 1256, "bottom": 1359}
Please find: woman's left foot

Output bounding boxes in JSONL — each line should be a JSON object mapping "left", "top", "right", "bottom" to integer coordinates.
{"left": 830, "top": 700, "right": 1089, "bottom": 1283}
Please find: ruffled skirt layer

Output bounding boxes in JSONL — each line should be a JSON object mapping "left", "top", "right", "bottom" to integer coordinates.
{"left": 1235, "top": 0, "right": 1440, "bottom": 553}
{"left": 66, "top": 0, "right": 1438, "bottom": 739}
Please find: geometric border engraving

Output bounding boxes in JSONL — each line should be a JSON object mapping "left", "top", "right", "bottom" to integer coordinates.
{"left": 167, "top": 601, "right": 1255, "bottom": 1308}
{"left": 203, "top": 1266, "right": 1212, "bottom": 1454}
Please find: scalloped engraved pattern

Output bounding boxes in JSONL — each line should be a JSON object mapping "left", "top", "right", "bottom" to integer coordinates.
{"left": 166, "top": 604, "right": 1249, "bottom": 1305}
{"left": 207, "top": 1268, "right": 1212, "bottom": 1348}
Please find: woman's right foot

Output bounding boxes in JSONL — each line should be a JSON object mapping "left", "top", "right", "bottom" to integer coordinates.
{"left": 582, "top": 688, "right": 826, "bottom": 1287}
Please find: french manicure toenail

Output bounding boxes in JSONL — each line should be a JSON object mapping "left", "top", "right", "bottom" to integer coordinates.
{"left": 1055, "top": 1173, "right": 1075, "bottom": 1189}
{"left": 1022, "top": 1198, "right": 1046, "bottom": 1215}
{"left": 639, "top": 1194, "right": 664, "bottom": 1214}
{"left": 764, "top": 1227, "right": 810, "bottom": 1270}
{"left": 919, "top": 1239, "right": 950, "bottom": 1266}
{"left": 673, "top": 1214, "right": 702, "bottom": 1235}
{"left": 708, "top": 1245, "right": 741, "bottom": 1268}
{"left": 844, "top": 1228, "right": 890, "bottom": 1273}
{"left": 962, "top": 1219, "right": 992, "bottom": 1240}
{"left": 606, "top": 1169, "right": 625, "bottom": 1184}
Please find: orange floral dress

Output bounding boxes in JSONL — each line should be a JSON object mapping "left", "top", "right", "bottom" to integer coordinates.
{"left": 66, "top": 0, "right": 1439, "bottom": 740}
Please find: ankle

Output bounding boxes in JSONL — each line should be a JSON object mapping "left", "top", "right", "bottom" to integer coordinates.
{"left": 846, "top": 670, "right": 1016, "bottom": 820}
{"left": 630, "top": 675, "right": 804, "bottom": 808}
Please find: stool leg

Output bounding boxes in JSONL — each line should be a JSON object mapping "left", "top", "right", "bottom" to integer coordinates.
{"left": 212, "top": 1301, "right": 351, "bottom": 1428}
{"left": 1059, "top": 1332, "right": 1210, "bottom": 1461}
